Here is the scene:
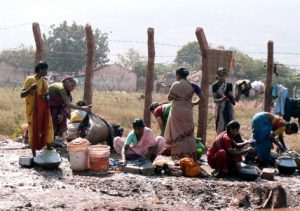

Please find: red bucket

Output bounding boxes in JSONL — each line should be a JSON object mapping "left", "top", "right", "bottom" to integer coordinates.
{"left": 88, "top": 145, "right": 110, "bottom": 174}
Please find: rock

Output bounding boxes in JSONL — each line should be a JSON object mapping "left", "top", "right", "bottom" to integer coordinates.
{"left": 262, "top": 185, "right": 287, "bottom": 208}
{"left": 229, "top": 191, "right": 250, "bottom": 208}
{"left": 25, "top": 202, "right": 32, "bottom": 207}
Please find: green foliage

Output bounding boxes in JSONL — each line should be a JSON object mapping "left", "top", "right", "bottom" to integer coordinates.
{"left": 43, "top": 21, "right": 109, "bottom": 72}
{"left": 117, "top": 49, "right": 175, "bottom": 78}
{"left": 0, "top": 45, "right": 35, "bottom": 70}
{"left": 233, "top": 50, "right": 300, "bottom": 95}
{"left": 12, "top": 125, "right": 22, "bottom": 138}
{"left": 117, "top": 48, "right": 147, "bottom": 78}
{"left": 232, "top": 51, "right": 266, "bottom": 81}
{"left": 175, "top": 42, "right": 300, "bottom": 96}
{"left": 174, "top": 41, "right": 201, "bottom": 68}
{"left": 272, "top": 66, "right": 300, "bottom": 95}
{"left": 154, "top": 63, "right": 175, "bottom": 78}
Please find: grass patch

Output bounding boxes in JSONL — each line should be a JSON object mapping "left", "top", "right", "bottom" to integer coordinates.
{"left": 0, "top": 85, "right": 299, "bottom": 152}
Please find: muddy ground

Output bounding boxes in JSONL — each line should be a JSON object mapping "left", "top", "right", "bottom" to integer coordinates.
{"left": 0, "top": 140, "right": 300, "bottom": 210}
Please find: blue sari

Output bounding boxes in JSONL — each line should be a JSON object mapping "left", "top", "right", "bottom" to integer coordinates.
{"left": 250, "top": 112, "right": 274, "bottom": 162}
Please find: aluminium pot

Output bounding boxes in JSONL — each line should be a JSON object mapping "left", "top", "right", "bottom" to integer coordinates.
{"left": 33, "top": 149, "right": 62, "bottom": 170}
{"left": 34, "top": 162, "right": 61, "bottom": 170}
{"left": 238, "top": 165, "right": 259, "bottom": 181}
{"left": 19, "top": 156, "right": 34, "bottom": 168}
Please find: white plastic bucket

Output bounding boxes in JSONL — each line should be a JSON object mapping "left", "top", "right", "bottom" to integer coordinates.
{"left": 67, "top": 138, "right": 90, "bottom": 171}
{"left": 88, "top": 145, "right": 110, "bottom": 174}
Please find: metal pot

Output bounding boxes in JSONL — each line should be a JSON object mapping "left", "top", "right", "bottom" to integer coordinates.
{"left": 33, "top": 150, "right": 62, "bottom": 170}
{"left": 35, "top": 162, "right": 61, "bottom": 170}
{"left": 276, "top": 156, "right": 297, "bottom": 175}
{"left": 283, "top": 150, "right": 300, "bottom": 170}
{"left": 239, "top": 165, "right": 258, "bottom": 181}
{"left": 19, "top": 156, "right": 34, "bottom": 168}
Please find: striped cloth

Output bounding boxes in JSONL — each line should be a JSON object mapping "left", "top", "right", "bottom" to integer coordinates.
{"left": 207, "top": 49, "right": 234, "bottom": 83}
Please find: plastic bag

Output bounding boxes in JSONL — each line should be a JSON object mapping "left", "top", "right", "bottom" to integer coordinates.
{"left": 195, "top": 137, "right": 206, "bottom": 160}
{"left": 179, "top": 157, "right": 201, "bottom": 177}
{"left": 82, "top": 113, "right": 113, "bottom": 147}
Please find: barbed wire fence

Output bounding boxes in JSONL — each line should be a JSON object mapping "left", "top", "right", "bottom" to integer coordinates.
{"left": 0, "top": 23, "right": 300, "bottom": 142}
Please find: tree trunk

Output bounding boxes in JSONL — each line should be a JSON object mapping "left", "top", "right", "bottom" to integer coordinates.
{"left": 264, "top": 41, "right": 273, "bottom": 112}
{"left": 195, "top": 27, "right": 209, "bottom": 145}
{"left": 143, "top": 28, "right": 155, "bottom": 127}
{"left": 32, "top": 22, "right": 45, "bottom": 64}
{"left": 84, "top": 24, "right": 95, "bottom": 105}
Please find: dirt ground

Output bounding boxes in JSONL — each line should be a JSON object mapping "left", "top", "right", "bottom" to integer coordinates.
{"left": 1, "top": 139, "right": 300, "bottom": 210}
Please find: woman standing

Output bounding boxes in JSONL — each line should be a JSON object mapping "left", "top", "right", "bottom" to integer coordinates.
{"left": 212, "top": 67, "right": 235, "bottom": 134}
{"left": 21, "top": 61, "right": 54, "bottom": 156}
{"left": 48, "top": 76, "right": 91, "bottom": 139}
{"left": 164, "top": 67, "right": 202, "bottom": 161}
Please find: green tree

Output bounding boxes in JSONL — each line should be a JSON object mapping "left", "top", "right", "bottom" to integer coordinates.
{"left": 231, "top": 48, "right": 300, "bottom": 96}
{"left": 43, "top": 21, "right": 109, "bottom": 72}
{"left": 272, "top": 65, "right": 300, "bottom": 95}
{"left": 232, "top": 50, "right": 265, "bottom": 81}
{"left": 154, "top": 63, "right": 174, "bottom": 78}
{"left": 174, "top": 41, "right": 201, "bottom": 69}
{"left": 0, "top": 45, "right": 35, "bottom": 70}
{"left": 117, "top": 49, "right": 174, "bottom": 79}
{"left": 117, "top": 48, "right": 147, "bottom": 78}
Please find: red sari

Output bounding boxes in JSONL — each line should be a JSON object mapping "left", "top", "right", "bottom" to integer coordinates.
{"left": 32, "top": 93, "right": 51, "bottom": 150}
{"left": 207, "top": 131, "right": 242, "bottom": 173}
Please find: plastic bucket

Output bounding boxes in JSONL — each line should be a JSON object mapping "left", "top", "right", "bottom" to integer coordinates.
{"left": 67, "top": 138, "right": 90, "bottom": 171}
{"left": 88, "top": 145, "right": 110, "bottom": 174}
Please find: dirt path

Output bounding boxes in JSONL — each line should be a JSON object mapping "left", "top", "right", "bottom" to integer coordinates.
{"left": 0, "top": 147, "right": 300, "bottom": 210}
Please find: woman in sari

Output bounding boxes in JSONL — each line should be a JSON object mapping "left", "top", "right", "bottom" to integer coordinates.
{"left": 212, "top": 67, "right": 235, "bottom": 134}
{"left": 149, "top": 102, "right": 172, "bottom": 136}
{"left": 113, "top": 118, "right": 165, "bottom": 164}
{"left": 246, "top": 111, "right": 298, "bottom": 166}
{"left": 21, "top": 61, "right": 54, "bottom": 156}
{"left": 48, "top": 76, "right": 91, "bottom": 140}
{"left": 164, "top": 67, "right": 202, "bottom": 161}
{"left": 207, "top": 121, "right": 255, "bottom": 178}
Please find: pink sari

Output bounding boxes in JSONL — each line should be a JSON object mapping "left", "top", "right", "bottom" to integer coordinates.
{"left": 164, "top": 79, "right": 197, "bottom": 160}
